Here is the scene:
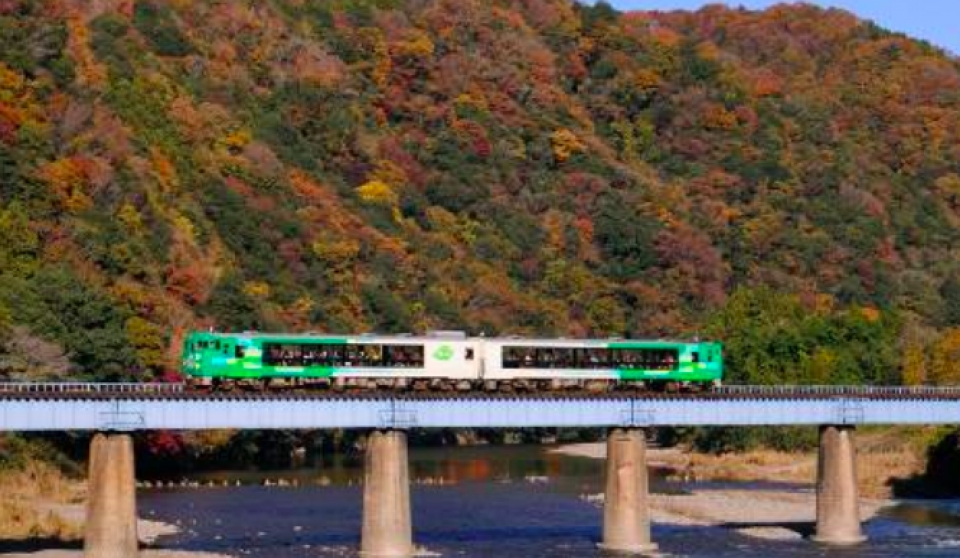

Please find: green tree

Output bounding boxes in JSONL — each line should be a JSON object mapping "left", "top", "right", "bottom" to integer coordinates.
{"left": 939, "top": 275, "right": 960, "bottom": 327}
{"left": 901, "top": 343, "right": 927, "bottom": 386}
{"left": 592, "top": 193, "right": 659, "bottom": 279}
{"left": 132, "top": 1, "right": 194, "bottom": 56}
{"left": 361, "top": 283, "right": 411, "bottom": 333}
{"left": 707, "top": 287, "right": 900, "bottom": 385}
{"left": 0, "top": 203, "right": 39, "bottom": 278}
{"left": 203, "top": 274, "right": 265, "bottom": 332}
{"left": 29, "top": 267, "right": 139, "bottom": 378}
{"left": 930, "top": 329, "right": 960, "bottom": 386}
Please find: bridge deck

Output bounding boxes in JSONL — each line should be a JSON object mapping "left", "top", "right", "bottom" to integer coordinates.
{"left": 1, "top": 386, "right": 959, "bottom": 430}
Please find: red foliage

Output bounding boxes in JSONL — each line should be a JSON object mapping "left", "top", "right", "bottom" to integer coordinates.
{"left": 655, "top": 226, "right": 727, "bottom": 307}
{"left": 145, "top": 431, "right": 184, "bottom": 457}
{"left": 165, "top": 265, "right": 207, "bottom": 305}
{"left": 0, "top": 0, "right": 18, "bottom": 15}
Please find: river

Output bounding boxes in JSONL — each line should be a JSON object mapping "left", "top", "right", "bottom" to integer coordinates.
{"left": 139, "top": 445, "right": 960, "bottom": 557}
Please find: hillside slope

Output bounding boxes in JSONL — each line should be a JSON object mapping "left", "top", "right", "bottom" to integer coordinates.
{"left": 1, "top": 0, "right": 959, "bottom": 384}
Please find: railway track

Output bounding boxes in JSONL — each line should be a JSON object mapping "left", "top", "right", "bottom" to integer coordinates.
{"left": 1, "top": 383, "right": 960, "bottom": 401}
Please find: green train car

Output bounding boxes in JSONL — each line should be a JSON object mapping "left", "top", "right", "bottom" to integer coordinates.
{"left": 181, "top": 331, "right": 723, "bottom": 390}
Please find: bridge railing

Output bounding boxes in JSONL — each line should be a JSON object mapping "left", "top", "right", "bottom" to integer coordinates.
{"left": 1, "top": 382, "right": 959, "bottom": 398}
{"left": 716, "top": 385, "right": 960, "bottom": 397}
{"left": 0, "top": 382, "right": 184, "bottom": 394}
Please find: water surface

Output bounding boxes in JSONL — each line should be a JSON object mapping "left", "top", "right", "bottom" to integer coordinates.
{"left": 140, "top": 445, "right": 960, "bottom": 557}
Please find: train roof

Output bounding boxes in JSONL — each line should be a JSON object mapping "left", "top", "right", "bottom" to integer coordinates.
{"left": 186, "top": 331, "right": 718, "bottom": 345}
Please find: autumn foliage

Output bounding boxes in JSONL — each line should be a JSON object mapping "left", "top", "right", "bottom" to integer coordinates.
{"left": 0, "top": 0, "right": 959, "bottom": 386}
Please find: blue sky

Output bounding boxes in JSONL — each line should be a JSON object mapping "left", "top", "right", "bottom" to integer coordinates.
{"left": 607, "top": 1, "right": 959, "bottom": 55}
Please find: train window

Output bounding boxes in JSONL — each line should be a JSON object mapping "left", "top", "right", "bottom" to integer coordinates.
{"left": 263, "top": 343, "right": 304, "bottom": 366}
{"left": 383, "top": 345, "right": 424, "bottom": 367}
{"left": 537, "top": 348, "right": 555, "bottom": 368}
{"left": 538, "top": 348, "right": 575, "bottom": 368}
{"left": 343, "top": 345, "right": 361, "bottom": 366}
{"left": 503, "top": 346, "right": 536, "bottom": 368}
{"left": 262, "top": 342, "right": 428, "bottom": 368}
{"left": 214, "top": 341, "right": 221, "bottom": 350}
{"left": 579, "top": 348, "right": 609, "bottom": 368}
{"left": 504, "top": 346, "right": 582, "bottom": 368}
{"left": 301, "top": 345, "right": 315, "bottom": 365}
{"left": 692, "top": 351, "right": 699, "bottom": 363}
{"left": 284, "top": 345, "right": 301, "bottom": 365}
{"left": 612, "top": 349, "right": 643, "bottom": 369}
{"left": 649, "top": 349, "right": 678, "bottom": 370}
{"left": 315, "top": 344, "right": 345, "bottom": 366}
{"left": 465, "top": 348, "right": 474, "bottom": 361}
{"left": 357, "top": 344, "right": 383, "bottom": 366}
{"left": 264, "top": 344, "right": 277, "bottom": 365}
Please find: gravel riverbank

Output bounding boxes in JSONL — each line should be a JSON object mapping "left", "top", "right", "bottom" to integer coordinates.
{"left": 0, "top": 503, "right": 230, "bottom": 557}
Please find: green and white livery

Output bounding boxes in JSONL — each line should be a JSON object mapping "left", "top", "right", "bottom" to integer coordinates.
{"left": 182, "top": 331, "right": 722, "bottom": 390}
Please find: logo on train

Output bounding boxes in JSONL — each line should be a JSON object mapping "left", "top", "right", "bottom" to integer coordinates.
{"left": 433, "top": 344, "right": 454, "bottom": 361}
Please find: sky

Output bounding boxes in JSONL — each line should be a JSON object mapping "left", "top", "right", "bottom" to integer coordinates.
{"left": 607, "top": 1, "right": 959, "bottom": 55}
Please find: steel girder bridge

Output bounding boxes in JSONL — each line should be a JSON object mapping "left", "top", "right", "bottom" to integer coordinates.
{"left": 1, "top": 383, "right": 959, "bottom": 431}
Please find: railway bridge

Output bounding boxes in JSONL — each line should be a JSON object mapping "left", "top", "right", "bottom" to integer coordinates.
{"left": 3, "top": 383, "right": 960, "bottom": 557}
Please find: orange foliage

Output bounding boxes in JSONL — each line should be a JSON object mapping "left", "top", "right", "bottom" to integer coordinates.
{"left": 702, "top": 104, "right": 737, "bottom": 130}
{"left": 292, "top": 45, "right": 346, "bottom": 87}
{"left": 649, "top": 26, "right": 681, "bottom": 47}
{"left": 150, "top": 148, "right": 178, "bottom": 193}
{"left": 550, "top": 128, "right": 585, "bottom": 163}
{"left": 752, "top": 69, "right": 784, "bottom": 97}
{"left": 66, "top": 17, "right": 107, "bottom": 90}
{"left": 36, "top": 157, "right": 100, "bottom": 212}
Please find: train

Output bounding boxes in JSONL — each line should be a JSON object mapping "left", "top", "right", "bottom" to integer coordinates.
{"left": 180, "top": 331, "right": 723, "bottom": 391}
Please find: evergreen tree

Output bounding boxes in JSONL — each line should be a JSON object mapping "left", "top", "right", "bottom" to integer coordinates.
{"left": 939, "top": 275, "right": 960, "bottom": 327}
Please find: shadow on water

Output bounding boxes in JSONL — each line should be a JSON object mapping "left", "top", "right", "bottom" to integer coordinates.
{"left": 0, "top": 537, "right": 82, "bottom": 553}
{"left": 881, "top": 501, "right": 960, "bottom": 528}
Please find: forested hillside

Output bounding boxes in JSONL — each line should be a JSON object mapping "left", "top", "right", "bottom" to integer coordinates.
{"left": 1, "top": 0, "right": 959, "bottom": 385}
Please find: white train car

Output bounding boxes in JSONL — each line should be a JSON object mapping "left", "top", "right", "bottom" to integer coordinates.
{"left": 482, "top": 338, "right": 620, "bottom": 381}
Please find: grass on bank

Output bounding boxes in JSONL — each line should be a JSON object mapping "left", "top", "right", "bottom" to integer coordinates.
{"left": 672, "top": 426, "right": 952, "bottom": 498}
{"left": 0, "top": 435, "right": 83, "bottom": 541}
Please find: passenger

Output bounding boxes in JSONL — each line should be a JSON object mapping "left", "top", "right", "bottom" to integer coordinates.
{"left": 664, "top": 353, "right": 676, "bottom": 369}
{"left": 540, "top": 350, "right": 553, "bottom": 368}
{"left": 366, "top": 347, "right": 381, "bottom": 366}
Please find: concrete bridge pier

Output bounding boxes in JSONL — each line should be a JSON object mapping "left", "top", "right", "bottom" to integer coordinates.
{"left": 84, "top": 432, "right": 139, "bottom": 558}
{"left": 813, "top": 425, "right": 866, "bottom": 545}
{"left": 361, "top": 429, "right": 414, "bottom": 557}
{"left": 599, "top": 427, "right": 657, "bottom": 554}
